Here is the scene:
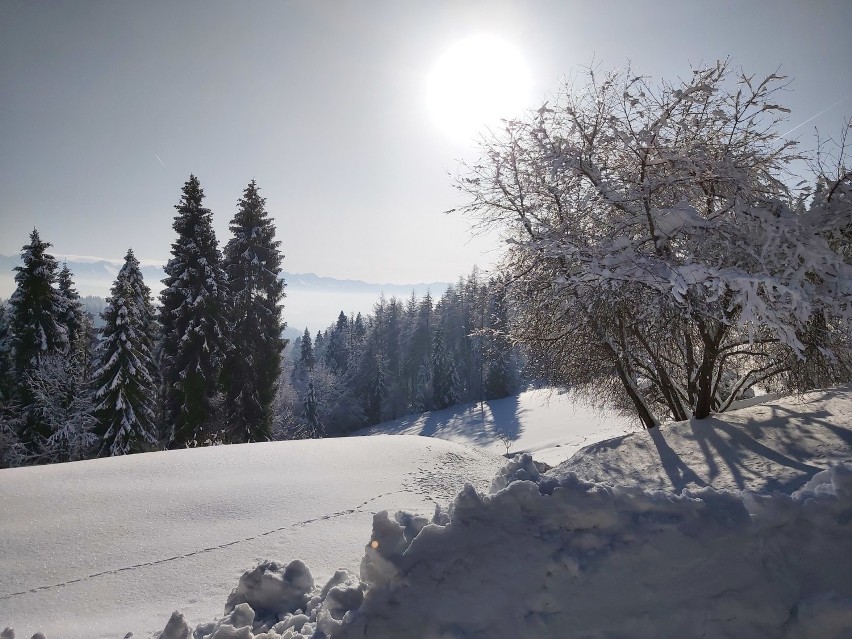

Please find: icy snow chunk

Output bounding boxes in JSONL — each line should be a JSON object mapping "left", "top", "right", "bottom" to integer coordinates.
{"left": 225, "top": 560, "right": 314, "bottom": 620}
{"left": 315, "top": 570, "right": 366, "bottom": 636}
{"left": 208, "top": 624, "right": 252, "bottom": 639}
{"left": 489, "top": 453, "right": 548, "bottom": 492}
{"left": 157, "top": 611, "right": 192, "bottom": 639}
{"left": 359, "top": 511, "right": 409, "bottom": 588}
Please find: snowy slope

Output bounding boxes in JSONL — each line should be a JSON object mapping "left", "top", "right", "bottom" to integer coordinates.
{"left": 3, "top": 388, "right": 852, "bottom": 638}
{"left": 0, "top": 437, "right": 502, "bottom": 639}
{"left": 360, "top": 388, "right": 639, "bottom": 466}
{"left": 553, "top": 386, "right": 852, "bottom": 493}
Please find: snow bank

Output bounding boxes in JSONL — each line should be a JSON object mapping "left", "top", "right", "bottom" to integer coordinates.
{"left": 141, "top": 455, "right": 852, "bottom": 639}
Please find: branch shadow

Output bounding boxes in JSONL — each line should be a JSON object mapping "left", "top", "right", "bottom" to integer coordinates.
{"left": 648, "top": 427, "right": 708, "bottom": 492}
{"left": 688, "top": 416, "right": 825, "bottom": 493}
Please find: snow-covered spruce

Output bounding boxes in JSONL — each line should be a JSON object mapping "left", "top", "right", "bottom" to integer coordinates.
{"left": 7, "top": 230, "right": 69, "bottom": 453}
{"left": 159, "top": 175, "right": 229, "bottom": 446}
{"left": 155, "top": 456, "right": 852, "bottom": 639}
{"left": 91, "top": 249, "right": 159, "bottom": 456}
{"left": 221, "top": 179, "right": 286, "bottom": 443}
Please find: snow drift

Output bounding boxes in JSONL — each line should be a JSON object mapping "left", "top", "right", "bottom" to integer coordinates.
{"left": 153, "top": 455, "right": 852, "bottom": 639}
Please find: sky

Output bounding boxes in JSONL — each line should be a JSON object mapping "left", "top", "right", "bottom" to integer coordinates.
{"left": 1, "top": 0, "right": 850, "bottom": 285}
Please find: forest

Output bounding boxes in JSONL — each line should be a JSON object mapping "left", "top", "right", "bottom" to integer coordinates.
{"left": 0, "top": 177, "right": 519, "bottom": 467}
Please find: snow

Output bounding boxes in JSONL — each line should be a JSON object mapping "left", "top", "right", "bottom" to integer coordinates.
{"left": 2, "top": 387, "right": 851, "bottom": 638}
{"left": 553, "top": 387, "right": 852, "bottom": 493}
{"left": 359, "top": 387, "right": 639, "bottom": 466}
{"left": 0, "top": 437, "right": 502, "bottom": 638}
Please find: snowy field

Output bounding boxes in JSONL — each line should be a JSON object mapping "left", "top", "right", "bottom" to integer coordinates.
{"left": 2, "top": 388, "right": 851, "bottom": 638}
{"left": 359, "top": 387, "right": 639, "bottom": 466}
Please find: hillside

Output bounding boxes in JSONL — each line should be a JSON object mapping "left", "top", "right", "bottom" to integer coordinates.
{"left": 2, "top": 388, "right": 851, "bottom": 638}
{"left": 0, "top": 437, "right": 502, "bottom": 639}
{"left": 554, "top": 387, "right": 852, "bottom": 493}
{"left": 359, "top": 387, "right": 639, "bottom": 466}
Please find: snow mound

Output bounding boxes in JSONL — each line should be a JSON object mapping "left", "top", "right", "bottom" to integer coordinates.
{"left": 146, "top": 455, "right": 852, "bottom": 639}
{"left": 554, "top": 386, "right": 852, "bottom": 493}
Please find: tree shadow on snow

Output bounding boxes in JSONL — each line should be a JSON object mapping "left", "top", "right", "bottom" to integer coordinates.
{"left": 687, "top": 416, "right": 823, "bottom": 493}
{"left": 648, "top": 427, "right": 708, "bottom": 493}
{"left": 488, "top": 394, "right": 523, "bottom": 441}
{"left": 412, "top": 395, "right": 524, "bottom": 447}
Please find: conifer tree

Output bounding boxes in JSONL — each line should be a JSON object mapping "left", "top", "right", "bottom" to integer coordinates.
{"left": 300, "top": 328, "right": 316, "bottom": 371}
{"left": 222, "top": 180, "right": 286, "bottom": 442}
{"left": 121, "top": 249, "right": 159, "bottom": 353}
{"left": 0, "top": 304, "right": 12, "bottom": 405}
{"left": 301, "top": 381, "right": 323, "bottom": 437}
{"left": 9, "top": 230, "right": 68, "bottom": 377}
{"left": 8, "top": 230, "right": 68, "bottom": 450}
{"left": 159, "top": 175, "right": 229, "bottom": 446}
{"left": 431, "top": 324, "right": 459, "bottom": 410}
{"left": 92, "top": 250, "right": 159, "bottom": 456}
{"left": 56, "top": 264, "right": 88, "bottom": 356}
{"left": 325, "top": 311, "right": 350, "bottom": 373}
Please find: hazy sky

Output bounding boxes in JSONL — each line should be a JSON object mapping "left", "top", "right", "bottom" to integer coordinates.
{"left": 1, "top": 0, "right": 850, "bottom": 284}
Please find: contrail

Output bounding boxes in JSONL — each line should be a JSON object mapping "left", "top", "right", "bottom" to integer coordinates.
{"left": 781, "top": 94, "right": 851, "bottom": 138}
{"left": 154, "top": 153, "right": 166, "bottom": 167}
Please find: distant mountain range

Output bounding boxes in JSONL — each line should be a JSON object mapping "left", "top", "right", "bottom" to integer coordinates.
{"left": 0, "top": 254, "right": 449, "bottom": 334}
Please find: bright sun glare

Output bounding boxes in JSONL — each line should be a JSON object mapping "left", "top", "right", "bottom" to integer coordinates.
{"left": 427, "top": 34, "right": 532, "bottom": 142}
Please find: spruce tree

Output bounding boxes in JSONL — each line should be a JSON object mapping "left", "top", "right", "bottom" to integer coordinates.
{"left": 8, "top": 230, "right": 68, "bottom": 450}
{"left": 92, "top": 250, "right": 159, "bottom": 456}
{"left": 301, "top": 381, "right": 323, "bottom": 438}
{"left": 0, "top": 304, "right": 12, "bottom": 405}
{"left": 325, "top": 311, "right": 350, "bottom": 372}
{"left": 159, "top": 175, "right": 229, "bottom": 446}
{"left": 431, "top": 324, "right": 459, "bottom": 410}
{"left": 9, "top": 230, "right": 68, "bottom": 376}
{"left": 222, "top": 180, "right": 286, "bottom": 442}
{"left": 56, "top": 264, "right": 87, "bottom": 356}
{"left": 300, "top": 328, "right": 316, "bottom": 370}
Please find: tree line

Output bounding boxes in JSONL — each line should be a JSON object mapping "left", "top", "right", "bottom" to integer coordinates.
{"left": 0, "top": 176, "right": 521, "bottom": 467}
{"left": 275, "top": 269, "right": 519, "bottom": 439}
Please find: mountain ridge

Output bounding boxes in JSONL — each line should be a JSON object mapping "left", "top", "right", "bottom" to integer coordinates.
{"left": 0, "top": 253, "right": 450, "bottom": 299}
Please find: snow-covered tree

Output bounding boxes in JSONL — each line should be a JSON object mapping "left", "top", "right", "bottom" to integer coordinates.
{"left": 0, "top": 303, "right": 12, "bottom": 405}
{"left": 27, "top": 354, "right": 97, "bottom": 463}
{"left": 299, "top": 327, "right": 316, "bottom": 371}
{"left": 455, "top": 61, "right": 852, "bottom": 427}
{"left": 8, "top": 230, "right": 69, "bottom": 449}
{"left": 91, "top": 250, "right": 159, "bottom": 456}
{"left": 56, "top": 263, "right": 89, "bottom": 357}
{"left": 483, "top": 282, "right": 515, "bottom": 400}
{"left": 300, "top": 381, "right": 323, "bottom": 438}
{"left": 324, "top": 311, "right": 351, "bottom": 373}
{"left": 8, "top": 230, "right": 68, "bottom": 378}
{"left": 222, "top": 180, "right": 286, "bottom": 443}
{"left": 159, "top": 175, "right": 229, "bottom": 446}
{"left": 431, "top": 324, "right": 459, "bottom": 410}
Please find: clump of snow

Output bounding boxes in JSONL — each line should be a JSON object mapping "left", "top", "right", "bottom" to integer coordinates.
{"left": 147, "top": 455, "right": 852, "bottom": 639}
{"left": 156, "top": 611, "right": 191, "bottom": 639}
{"left": 223, "top": 560, "right": 313, "bottom": 621}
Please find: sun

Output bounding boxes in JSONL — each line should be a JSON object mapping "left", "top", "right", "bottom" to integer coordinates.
{"left": 427, "top": 34, "right": 532, "bottom": 142}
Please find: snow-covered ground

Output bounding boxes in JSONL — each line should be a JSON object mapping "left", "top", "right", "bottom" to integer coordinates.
{"left": 2, "top": 388, "right": 851, "bottom": 638}
{"left": 359, "top": 387, "right": 639, "bottom": 466}
{"left": 0, "top": 437, "right": 502, "bottom": 639}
